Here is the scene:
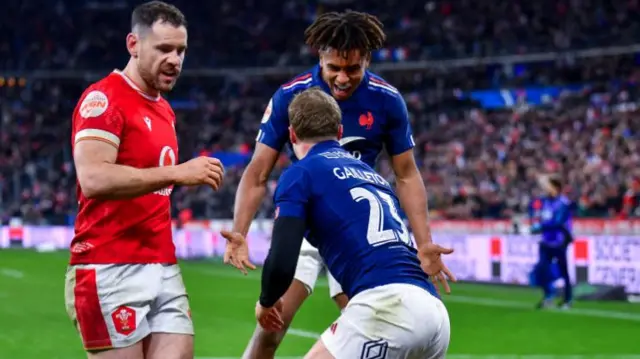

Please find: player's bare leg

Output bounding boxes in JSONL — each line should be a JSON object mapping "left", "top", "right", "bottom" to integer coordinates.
{"left": 332, "top": 293, "right": 348, "bottom": 311}
{"left": 304, "top": 339, "right": 335, "bottom": 359}
{"left": 242, "top": 279, "right": 310, "bottom": 359}
{"left": 143, "top": 333, "right": 194, "bottom": 359}
{"left": 87, "top": 343, "right": 144, "bottom": 359}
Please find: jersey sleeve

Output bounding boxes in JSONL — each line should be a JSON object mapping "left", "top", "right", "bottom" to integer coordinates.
{"left": 73, "top": 89, "right": 124, "bottom": 149}
{"left": 384, "top": 94, "right": 416, "bottom": 156}
{"left": 273, "top": 165, "right": 311, "bottom": 219}
{"left": 256, "top": 88, "right": 289, "bottom": 151}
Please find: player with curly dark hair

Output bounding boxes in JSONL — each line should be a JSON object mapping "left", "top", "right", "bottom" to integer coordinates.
{"left": 223, "top": 10, "right": 452, "bottom": 359}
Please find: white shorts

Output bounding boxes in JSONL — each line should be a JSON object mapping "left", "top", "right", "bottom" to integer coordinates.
{"left": 320, "top": 283, "right": 450, "bottom": 359}
{"left": 64, "top": 264, "right": 193, "bottom": 351}
{"left": 294, "top": 238, "right": 343, "bottom": 298}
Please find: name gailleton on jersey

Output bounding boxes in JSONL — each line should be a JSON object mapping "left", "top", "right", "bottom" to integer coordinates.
{"left": 70, "top": 70, "right": 179, "bottom": 265}
{"left": 256, "top": 64, "right": 416, "bottom": 167}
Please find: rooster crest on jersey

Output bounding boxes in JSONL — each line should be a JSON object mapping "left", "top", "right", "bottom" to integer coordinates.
{"left": 79, "top": 91, "right": 109, "bottom": 119}
{"left": 359, "top": 112, "right": 374, "bottom": 130}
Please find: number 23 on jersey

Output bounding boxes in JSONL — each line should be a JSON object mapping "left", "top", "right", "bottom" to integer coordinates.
{"left": 350, "top": 186, "right": 412, "bottom": 247}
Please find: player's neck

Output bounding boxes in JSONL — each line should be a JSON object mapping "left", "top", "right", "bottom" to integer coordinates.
{"left": 294, "top": 138, "right": 336, "bottom": 159}
{"left": 293, "top": 142, "right": 313, "bottom": 160}
{"left": 122, "top": 60, "right": 159, "bottom": 97}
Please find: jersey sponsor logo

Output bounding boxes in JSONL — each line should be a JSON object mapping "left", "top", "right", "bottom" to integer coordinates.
{"left": 360, "top": 339, "right": 389, "bottom": 359}
{"left": 330, "top": 322, "right": 338, "bottom": 334}
{"left": 359, "top": 112, "right": 374, "bottom": 130}
{"left": 79, "top": 90, "right": 109, "bottom": 118}
{"left": 338, "top": 136, "right": 366, "bottom": 146}
{"left": 111, "top": 306, "right": 136, "bottom": 336}
{"left": 338, "top": 136, "right": 366, "bottom": 160}
{"left": 261, "top": 99, "right": 273, "bottom": 124}
{"left": 155, "top": 146, "right": 176, "bottom": 196}
{"left": 144, "top": 116, "right": 152, "bottom": 131}
{"left": 159, "top": 146, "right": 176, "bottom": 167}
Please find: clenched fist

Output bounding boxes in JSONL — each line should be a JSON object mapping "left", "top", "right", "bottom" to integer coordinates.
{"left": 175, "top": 156, "right": 224, "bottom": 190}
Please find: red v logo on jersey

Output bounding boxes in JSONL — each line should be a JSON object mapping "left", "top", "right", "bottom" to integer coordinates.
{"left": 359, "top": 112, "right": 374, "bottom": 130}
{"left": 330, "top": 322, "right": 338, "bottom": 334}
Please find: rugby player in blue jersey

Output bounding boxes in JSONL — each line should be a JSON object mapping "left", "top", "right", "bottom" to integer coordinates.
{"left": 221, "top": 11, "right": 455, "bottom": 358}
{"left": 256, "top": 87, "right": 451, "bottom": 358}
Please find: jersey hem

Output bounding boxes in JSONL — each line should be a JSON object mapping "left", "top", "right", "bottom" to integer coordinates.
{"left": 69, "top": 257, "right": 178, "bottom": 265}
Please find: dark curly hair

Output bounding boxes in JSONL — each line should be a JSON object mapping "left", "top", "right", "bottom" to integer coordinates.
{"left": 304, "top": 10, "right": 386, "bottom": 58}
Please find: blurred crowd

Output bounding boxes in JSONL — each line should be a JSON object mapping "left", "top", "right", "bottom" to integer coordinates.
{"left": 3, "top": 53, "right": 640, "bottom": 224}
{"left": 2, "top": 0, "right": 640, "bottom": 70}
{"left": 2, "top": 0, "right": 640, "bottom": 224}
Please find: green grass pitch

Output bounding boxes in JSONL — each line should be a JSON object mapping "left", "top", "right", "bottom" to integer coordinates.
{"left": 0, "top": 249, "right": 639, "bottom": 359}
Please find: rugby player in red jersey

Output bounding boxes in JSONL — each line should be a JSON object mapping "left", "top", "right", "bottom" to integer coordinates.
{"left": 64, "top": 2, "right": 224, "bottom": 359}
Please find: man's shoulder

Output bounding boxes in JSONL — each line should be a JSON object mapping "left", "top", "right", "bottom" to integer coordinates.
{"left": 365, "top": 71, "right": 401, "bottom": 98}
{"left": 84, "top": 72, "right": 125, "bottom": 96}
{"left": 558, "top": 195, "right": 572, "bottom": 206}
{"left": 278, "top": 68, "right": 319, "bottom": 96}
{"left": 77, "top": 72, "right": 126, "bottom": 106}
{"left": 80, "top": 72, "right": 172, "bottom": 114}
{"left": 74, "top": 73, "right": 125, "bottom": 119}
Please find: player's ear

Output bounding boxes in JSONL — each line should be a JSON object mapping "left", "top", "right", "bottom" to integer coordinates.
{"left": 126, "top": 33, "right": 139, "bottom": 58}
{"left": 362, "top": 52, "right": 371, "bottom": 69}
{"left": 337, "top": 125, "right": 343, "bottom": 140}
{"left": 289, "top": 126, "right": 297, "bottom": 144}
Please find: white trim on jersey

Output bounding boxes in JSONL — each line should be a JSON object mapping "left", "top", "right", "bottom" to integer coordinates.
{"left": 282, "top": 77, "right": 313, "bottom": 90}
{"left": 112, "top": 70, "right": 161, "bottom": 102}
{"left": 75, "top": 129, "right": 121, "bottom": 148}
{"left": 368, "top": 80, "right": 399, "bottom": 94}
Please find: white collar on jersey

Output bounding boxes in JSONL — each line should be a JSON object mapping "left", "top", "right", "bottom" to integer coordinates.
{"left": 112, "top": 69, "right": 161, "bottom": 102}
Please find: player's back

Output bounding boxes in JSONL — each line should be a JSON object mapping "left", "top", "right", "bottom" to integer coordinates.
{"left": 70, "top": 71, "right": 179, "bottom": 265}
{"left": 292, "top": 141, "right": 436, "bottom": 299}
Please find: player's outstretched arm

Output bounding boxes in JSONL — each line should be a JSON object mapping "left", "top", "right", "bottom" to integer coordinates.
{"left": 231, "top": 143, "right": 280, "bottom": 236}
{"left": 390, "top": 150, "right": 432, "bottom": 248}
{"left": 391, "top": 150, "right": 457, "bottom": 294}
{"left": 74, "top": 140, "right": 224, "bottom": 200}
{"left": 257, "top": 216, "right": 306, "bottom": 331}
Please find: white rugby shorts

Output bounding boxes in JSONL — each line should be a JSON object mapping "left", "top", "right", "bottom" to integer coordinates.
{"left": 294, "top": 238, "right": 343, "bottom": 298}
{"left": 64, "top": 264, "right": 193, "bottom": 351}
{"left": 320, "top": 283, "right": 450, "bottom": 359}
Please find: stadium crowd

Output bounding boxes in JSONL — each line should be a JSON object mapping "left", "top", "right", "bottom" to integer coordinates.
{"left": 2, "top": 53, "right": 640, "bottom": 224}
{"left": 2, "top": 1, "right": 640, "bottom": 224}
{"left": 2, "top": 0, "right": 640, "bottom": 70}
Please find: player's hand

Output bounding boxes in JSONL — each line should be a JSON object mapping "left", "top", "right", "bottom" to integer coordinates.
{"left": 256, "top": 299, "right": 284, "bottom": 332}
{"left": 175, "top": 156, "right": 224, "bottom": 190}
{"left": 220, "top": 230, "right": 256, "bottom": 275}
{"left": 418, "top": 242, "right": 457, "bottom": 295}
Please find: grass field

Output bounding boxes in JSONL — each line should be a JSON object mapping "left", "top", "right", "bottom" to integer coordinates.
{"left": 0, "top": 249, "right": 639, "bottom": 359}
